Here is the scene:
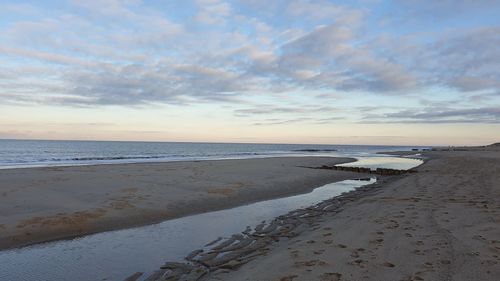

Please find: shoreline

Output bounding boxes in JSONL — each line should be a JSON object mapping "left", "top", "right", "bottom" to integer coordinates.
{"left": 0, "top": 155, "right": 323, "bottom": 171}
{"left": 0, "top": 156, "right": 364, "bottom": 251}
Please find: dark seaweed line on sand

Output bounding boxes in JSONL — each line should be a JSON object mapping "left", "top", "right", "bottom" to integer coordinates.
{"left": 124, "top": 176, "right": 395, "bottom": 281}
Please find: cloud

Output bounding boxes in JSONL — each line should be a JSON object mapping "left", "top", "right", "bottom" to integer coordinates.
{"left": 451, "top": 76, "right": 500, "bottom": 92}
{"left": 276, "top": 23, "right": 416, "bottom": 92}
{"left": 286, "top": 0, "right": 365, "bottom": 25}
{"left": 361, "top": 107, "right": 500, "bottom": 124}
{"left": 252, "top": 117, "right": 313, "bottom": 126}
{"left": 47, "top": 61, "right": 255, "bottom": 106}
{"left": 434, "top": 27, "right": 500, "bottom": 92}
{"left": 393, "top": 0, "right": 500, "bottom": 18}
{"left": 234, "top": 105, "right": 338, "bottom": 116}
{"left": 194, "top": 0, "right": 232, "bottom": 25}
{"left": 356, "top": 26, "right": 500, "bottom": 95}
{"left": 0, "top": 46, "right": 96, "bottom": 66}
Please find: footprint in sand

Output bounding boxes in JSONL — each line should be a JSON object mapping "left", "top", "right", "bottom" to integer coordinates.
{"left": 385, "top": 220, "right": 400, "bottom": 229}
{"left": 423, "top": 262, "right": 433, "bottom": 268}
{"left": 349, "top": 258, "right": 367, "bottom": 267}
{"left": 383, "top": 261, "right": 395, "bottom": 267}
{"left": 369, "top": 238, "right": 384, "bottom": 245}
{"left": 413, "top": 249, "right": 424, "bottom": 256}
{"left": 294, "top": 259, "right": 327, "bottom": 267}
{"left": 319, "top": 272, "right": 342, "bottom": 281}
{"left": 411, "top": 271, "right": 425, "bottom": 280}
{"left": 278, "top": 275, "right": 298, "bottom": 281}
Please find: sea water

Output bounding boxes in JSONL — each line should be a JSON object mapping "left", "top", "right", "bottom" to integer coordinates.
{"left": 0, "top": 139, "right": 425, "bottom": 169}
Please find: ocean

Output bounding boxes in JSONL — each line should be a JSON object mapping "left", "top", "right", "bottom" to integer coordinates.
{"left": 0, "top": 139, "right": 424, "bottom": 169}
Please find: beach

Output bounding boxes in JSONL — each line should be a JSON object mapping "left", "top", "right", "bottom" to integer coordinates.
{"left": 206, "top": 145, "right": 500, "bottom": 281}
{"left": 2, "top": 146, "right": 500, "bottom": 281}
{"left": 0, "top": 156, "right": 360, "bottom": 250}
{"left": 2, "top": 0, "right": 498, "bottom": 279}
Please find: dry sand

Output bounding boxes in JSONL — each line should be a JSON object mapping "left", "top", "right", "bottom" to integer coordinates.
{"left": 0, "top": 157, "right": 360, "bottom": 250}
{"left": 210, "top": 146, "right": 500, "bottom": 281}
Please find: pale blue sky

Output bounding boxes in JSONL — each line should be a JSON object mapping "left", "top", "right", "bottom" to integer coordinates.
{"left": 0, "top": 0, "right": 499, "bottom": 145}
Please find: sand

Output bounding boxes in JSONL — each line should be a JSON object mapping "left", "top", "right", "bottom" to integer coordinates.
{"left": 207, "top": 146, "right": 500, "bottom": 281}
{"left": 0, "top": 156, "right": 360, "bottom": 250}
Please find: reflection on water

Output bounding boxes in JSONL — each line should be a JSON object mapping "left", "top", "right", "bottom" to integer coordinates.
{"left": 0, "top": 156, "right": 422, "bottom": 281}
{"left": 338, "top": 156, "right": 422, "bottom": 170}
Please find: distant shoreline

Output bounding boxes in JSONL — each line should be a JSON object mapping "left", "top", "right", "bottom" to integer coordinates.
{"left": 0, "top": 154, "right": 297, "bottom": 170}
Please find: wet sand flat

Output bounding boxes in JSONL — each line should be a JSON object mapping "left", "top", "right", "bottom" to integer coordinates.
{"left": 212, "top": 146, "right": 500, "bottom": 281}
{"left": 0, "top": 157, "right": 359, "bottom": 250}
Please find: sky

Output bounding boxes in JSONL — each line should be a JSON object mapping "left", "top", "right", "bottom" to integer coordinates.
{"left": 0, "top": 0, "right": 499, "bottom": 146}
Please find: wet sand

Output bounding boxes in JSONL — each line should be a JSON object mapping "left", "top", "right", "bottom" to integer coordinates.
{"left": 209, "top": 145, "right": 500, "bottom": 281}
{"left": 0, "top": 157, "right": 360, "bottom": 250}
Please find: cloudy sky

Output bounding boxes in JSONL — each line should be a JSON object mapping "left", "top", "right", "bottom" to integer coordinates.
{"left": 1, "top": 0, "right": 499, "bottom": 145}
